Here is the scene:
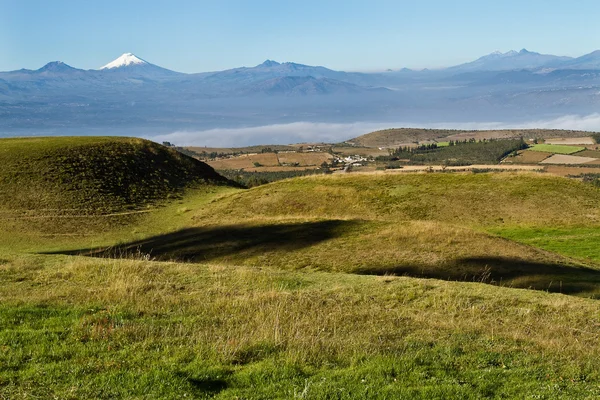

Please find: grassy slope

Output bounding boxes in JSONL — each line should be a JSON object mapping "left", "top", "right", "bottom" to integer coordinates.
{"left": 0, "top": 136, "right": 233, "bottom": 237}
{"left": 0, "top": 136, "right": 230, "bottom": 211}
{"left": 1, "top": 256, "right": 600, "bottom": 398}
{"left": 42, "top": 172, "right": 600, "bottom": 297}
{"left": 2, "top": 144, "right": 600, "bottom": 398}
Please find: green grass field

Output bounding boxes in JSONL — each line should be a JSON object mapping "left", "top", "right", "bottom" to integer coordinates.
{"left": 529, "top": 144, "right": 586, "bottom": 154}
{"left": 1, "top": 137, "right": 600, "bottom": 398}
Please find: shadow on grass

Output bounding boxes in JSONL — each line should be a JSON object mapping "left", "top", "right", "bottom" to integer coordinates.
{"left": 187, "top": 377, "right": 228, "bottom": 394}
{"left": 356, "top": 257, "right": 600, "bottom": 296}
{"left": 44, "top": 220, "right": 600, "bottom": 297}
{"left": 45, "top": 220, "right": 357, "bottom": 263}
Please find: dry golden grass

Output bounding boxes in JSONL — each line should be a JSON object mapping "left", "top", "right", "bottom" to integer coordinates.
{"left": 207, "top": 152, "right": 332, "bottom": 171}
{"left": 207, "top": 153, "right": 280, "bottom": 169}
{"left": 544, "top": 165, "right": 600, "bottom": 176}
{"left": 276, "top": 152, "right": 332, "bottom": 166}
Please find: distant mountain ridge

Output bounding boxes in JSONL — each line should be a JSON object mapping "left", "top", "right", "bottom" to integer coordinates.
{"left": 2, "top": 50, "right": 600, "bottom": 138}
{"left": 3, "top": 48, "right": 600, "bottom": 80}
{"left": 449, "top": 49, "right": 573, "bottom": 72}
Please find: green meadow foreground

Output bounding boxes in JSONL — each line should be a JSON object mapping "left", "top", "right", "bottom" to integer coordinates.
{"left": 1, "top": 137, "right": 600, "bottom": 398}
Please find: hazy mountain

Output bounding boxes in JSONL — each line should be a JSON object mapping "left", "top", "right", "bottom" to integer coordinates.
{"left": 244, "top": 75, "right": 389, "bottom": 96}
{"left": 449, "top": 49, "right": 572, "bottom": 72}
{"left": 557, "top": 50, "right": 600, "bottom": 70}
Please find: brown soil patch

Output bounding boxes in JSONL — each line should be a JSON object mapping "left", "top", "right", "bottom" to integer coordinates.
{"left": 545, "top": 137, "right": 595, "bottom": 145}
{"left": 277, "top": 152, "right": 332, "bottom": 166}
{"left": 544, "top": 166, "right": 600, "bottom": 176}
{"left": 540, "top": 154, "right": 598, "bottom": 165}
{"left": 208, "top": 153, "right": 280, "bottom": 169}
{"left": 504, "top": 150, "right": 552, "bottom": 164}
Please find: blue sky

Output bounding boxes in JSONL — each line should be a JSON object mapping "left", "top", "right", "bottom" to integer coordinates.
{"left": 1, "top": 0, "right": 599, "bottom": 72}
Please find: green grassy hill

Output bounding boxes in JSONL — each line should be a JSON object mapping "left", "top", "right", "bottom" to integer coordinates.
{"left": 0, "top": 137, "right": 230, "bottom": 212}
{"left": 2, "top": 142, "right": 600, "bottom": 398}
{"left": 0, "top": 137, "right": 234, "bottom": 236}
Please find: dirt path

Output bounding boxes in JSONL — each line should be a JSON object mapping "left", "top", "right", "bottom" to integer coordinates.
{"left": 380, "top": 165, "right": 544, "bottom": 173}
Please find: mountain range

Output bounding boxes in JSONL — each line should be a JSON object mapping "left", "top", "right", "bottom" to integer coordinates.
{"left": 1, "top": 49, "right": 600, "bottom": 139}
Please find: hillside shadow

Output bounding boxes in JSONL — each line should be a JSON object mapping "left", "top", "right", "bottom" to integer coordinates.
{"left": 46, "top": 220, "right": 356, "bottom": 263}
{"left": 355, "top": 256, "right": 600, "bottom": 296}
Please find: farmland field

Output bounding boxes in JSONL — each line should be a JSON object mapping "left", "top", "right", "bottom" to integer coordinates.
{"left": 540, "top": 154, "right": 598, "bottom": 165}
{"left": 545, "top": 137, "right": 595, "bottom": 145}
{"left": 503, "top": 150, "right": 552, "bottom": 164}
{"left": 529, "top": 144, "right": 586, "bottom": 154}
{"left": 276, "top": 152, "right": 332, "bottom": 166}
{"left": 208, "top": 152, "right": 332, "bottom": 171}
{"left": 575, "top": 149, "right": 600, "bottom": 158}
{"left": 207, "top": 153, "right": 280, "bottom": 169}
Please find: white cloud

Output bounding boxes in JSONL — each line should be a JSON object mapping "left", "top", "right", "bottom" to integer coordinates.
{"left": 148, "top": 114, "right": 600, "bottom": 147}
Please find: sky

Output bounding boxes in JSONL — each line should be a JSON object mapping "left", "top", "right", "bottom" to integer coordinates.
{"left": 1, "top": 0, "right": 600, "bottom": 73}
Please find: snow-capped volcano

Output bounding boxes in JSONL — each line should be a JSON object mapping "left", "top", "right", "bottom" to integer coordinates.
{"left": 97, "top": 53, "right": 181, "bottom": 78}
{"left": 100, "top": 53, "right": 148, "bottom": 69}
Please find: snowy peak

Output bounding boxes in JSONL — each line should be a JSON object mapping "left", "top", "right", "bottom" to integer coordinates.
{"left": 100, "top": 53, "right": 148, "bottom": 69}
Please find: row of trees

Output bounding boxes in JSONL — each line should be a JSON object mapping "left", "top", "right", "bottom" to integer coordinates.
{"left": 377, "top": 138, "right": 527, "bottom": 165}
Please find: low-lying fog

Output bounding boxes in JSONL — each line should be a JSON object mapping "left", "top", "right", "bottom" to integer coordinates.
{"left": 149, "top": 113, "right": 600, "bottom": 147}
